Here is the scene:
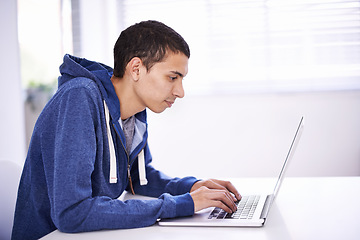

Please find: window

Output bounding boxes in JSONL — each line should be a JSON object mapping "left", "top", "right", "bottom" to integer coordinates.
{"left": 34, "top": 0, "right": 358, "bottom": 95}
{"left": 120, "top": 0, "right": 360, "bottom": 94}
{"left": 17, "top": 0, "right": 72, "bottom": 87}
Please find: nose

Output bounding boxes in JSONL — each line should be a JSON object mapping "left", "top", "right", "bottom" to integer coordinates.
{"left": 173, "top": 80, "right": 185, "bottom": 99}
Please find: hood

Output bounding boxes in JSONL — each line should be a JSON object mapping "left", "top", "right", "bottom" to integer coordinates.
{"left": 58, "top": 54, "right": 121, "bottom": 121}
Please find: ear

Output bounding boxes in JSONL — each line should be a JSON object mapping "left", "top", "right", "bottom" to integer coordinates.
{"left": 126, "top": 57, "right": 142, "bottom": 81}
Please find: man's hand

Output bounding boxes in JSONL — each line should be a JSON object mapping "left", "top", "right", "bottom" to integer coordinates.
{"left": 190, "top": 179, "right": 242, "bottom": 213}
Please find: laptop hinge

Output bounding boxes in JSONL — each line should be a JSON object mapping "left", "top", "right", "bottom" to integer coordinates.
{"left": 260, "top": 194, "right": 274, "bottom": 220}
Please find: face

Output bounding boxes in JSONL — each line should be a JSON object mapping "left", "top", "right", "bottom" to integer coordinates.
{"left": 134, "top": 52, "right": 188, "bottom": 113}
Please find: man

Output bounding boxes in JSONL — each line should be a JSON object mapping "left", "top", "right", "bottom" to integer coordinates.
{"left": 12, "top": 20, "right": 241, "bottom": 240}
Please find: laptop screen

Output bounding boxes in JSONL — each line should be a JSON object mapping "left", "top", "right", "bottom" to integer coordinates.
{"left": 272, "top": 116, "right": 304, "bottom": 198}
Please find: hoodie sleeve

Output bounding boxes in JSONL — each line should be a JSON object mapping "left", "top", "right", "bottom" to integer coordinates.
{"left": 45, "top": 79, "right": 194, "bottom": 233}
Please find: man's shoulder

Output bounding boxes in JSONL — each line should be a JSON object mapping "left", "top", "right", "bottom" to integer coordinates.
{"left": 56, "top": 77, "right": 104, "bottom": 102}
{"left": 59, "top": 77, "right": 99, "bottom": 92}
{"left": 34, "top": 78, "right": 103, "bottom": 132}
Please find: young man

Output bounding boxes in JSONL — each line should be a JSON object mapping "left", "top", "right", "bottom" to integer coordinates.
{"left": 12, "top": 20, "right": 241, "bottom": 239}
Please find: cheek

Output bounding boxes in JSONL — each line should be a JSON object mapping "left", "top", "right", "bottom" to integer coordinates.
{"left": 147, "top": 77, "right": 172, "bottom": 98}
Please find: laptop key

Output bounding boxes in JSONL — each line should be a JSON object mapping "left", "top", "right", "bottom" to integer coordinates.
{"left": 208, "top": 195, "right": 260, "bottom": 220}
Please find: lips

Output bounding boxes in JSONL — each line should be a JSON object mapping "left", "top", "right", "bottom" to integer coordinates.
{"left": 165, "top": 100, "right": 175, "bottom": 108}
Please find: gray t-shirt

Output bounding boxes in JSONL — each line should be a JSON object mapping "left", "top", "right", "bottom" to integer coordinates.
{"left": 121, "top": 116, "right": 135, "bottom": 154}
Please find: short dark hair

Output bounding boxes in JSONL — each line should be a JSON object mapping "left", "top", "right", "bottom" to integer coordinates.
{"left": 113, "top": 20, "right": 190, "bottom": 78}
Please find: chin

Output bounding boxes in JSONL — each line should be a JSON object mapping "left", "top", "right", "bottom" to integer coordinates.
{"left": 148, "top": 107, "right": 167, "bottom": 114}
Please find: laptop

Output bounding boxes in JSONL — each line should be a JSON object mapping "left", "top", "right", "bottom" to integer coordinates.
{"left": 158, "top": 116, "right": 304, "bottom": 227}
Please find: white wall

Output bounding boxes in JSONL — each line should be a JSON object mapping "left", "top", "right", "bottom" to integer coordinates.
{"left": 0, "top": 0, "right": 26, "bottom": 166}
{"left": 147, "top": 90, "right": 360, "bottom": 179}
{"left": 19, "top": 0, "right": 360, "bottom": 179}
{"left": 0, "top": 1, "right": 25, "bottom": 238}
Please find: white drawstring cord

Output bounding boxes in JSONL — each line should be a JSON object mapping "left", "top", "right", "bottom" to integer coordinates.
{"left": 138, "top": 149, "right": 148, "bottom": 185}
{"left": 104, "top": 100, "right": 117, "bottom": 184}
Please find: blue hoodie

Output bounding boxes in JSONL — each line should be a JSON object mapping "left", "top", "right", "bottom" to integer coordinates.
{"left": 12, "top": 54, "right": 198, "bottom": 240}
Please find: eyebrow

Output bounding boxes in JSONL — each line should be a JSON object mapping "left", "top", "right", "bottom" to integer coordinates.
{"left": 170, "top": 71, "right": 184, "bottom": 78}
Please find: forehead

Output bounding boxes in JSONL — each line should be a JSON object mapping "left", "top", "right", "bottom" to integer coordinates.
{"left": 153, "top": 52, "right": 189, "bottom": 76}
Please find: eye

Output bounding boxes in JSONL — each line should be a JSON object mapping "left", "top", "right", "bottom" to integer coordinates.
{"left": 169, "top": 76, "right": 178, "bottom": 81}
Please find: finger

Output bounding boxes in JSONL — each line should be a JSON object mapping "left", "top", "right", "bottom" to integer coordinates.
{"left": 210, "top": 190, "right": 238, "bottom": 213}
{"left": 212, "top": 201, "right": 233, "bottom": 214}
{"left": 190, "top": 186, "right": 237, "bottom": 213}
{"left": 204, "top": 179, "right": 228, "bottom": 190}
{"left": 211, "top": 179, "right": 242, "bottom": 201}
{"left": 204, "top": 180, "right": 237, "bottom": 201}
{"left": 223, "top": 181, "right": 242, "bottom": 200}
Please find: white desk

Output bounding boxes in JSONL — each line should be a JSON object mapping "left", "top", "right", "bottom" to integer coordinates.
{"left": 41, "top": 177, "right": 360, "bottom": 240}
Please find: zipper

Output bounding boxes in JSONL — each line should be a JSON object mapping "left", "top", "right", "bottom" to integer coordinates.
{"left": 112, "top": 123, "right": 135, "bottom": 195}
{"left": 127, "top": 141, "right": 148, "bottom": 189}
{"left": 127, "top": 163, "right": 135, "bottom": 195}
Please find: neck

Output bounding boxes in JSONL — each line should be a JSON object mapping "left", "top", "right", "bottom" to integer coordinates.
{"left": 111, "top": 75, "right": 145, "bottom": 120}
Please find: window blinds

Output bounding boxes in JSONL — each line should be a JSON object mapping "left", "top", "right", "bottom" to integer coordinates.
{"left": 120, "top": 0, "right": 360, "bottom": 93}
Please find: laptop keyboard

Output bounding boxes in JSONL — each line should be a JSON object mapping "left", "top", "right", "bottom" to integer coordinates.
{"left": 208, "top": 195, "right": 260, "bottom": 220}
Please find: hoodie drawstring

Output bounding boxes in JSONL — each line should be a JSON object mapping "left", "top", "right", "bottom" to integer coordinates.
{"left": 103, "top": 100, "right": 148, "bottom": 186}
{"left": 138, "top": 149, "right": 148, "bottom": 185}
{"left": 104, "top": 101, "right": 117, "bottom": 184}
